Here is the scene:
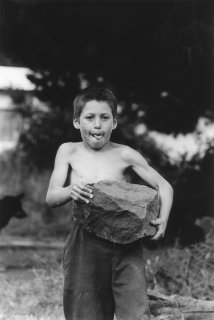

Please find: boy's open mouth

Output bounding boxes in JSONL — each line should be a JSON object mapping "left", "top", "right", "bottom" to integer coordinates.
{"left": 91, "top": 133, "right": 103, "bottom": 140}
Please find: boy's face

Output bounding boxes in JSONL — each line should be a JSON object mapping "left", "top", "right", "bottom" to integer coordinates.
{"left": 73, "top": 100, "right": 117, "bottom": 150}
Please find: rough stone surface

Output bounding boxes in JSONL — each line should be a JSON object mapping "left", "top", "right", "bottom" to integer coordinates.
{"left": 72, "top": 180, "right": 160, "bottom": 244}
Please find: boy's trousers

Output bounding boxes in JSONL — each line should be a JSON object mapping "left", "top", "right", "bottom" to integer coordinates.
{"left": 63, "top": 218, "right": 151, "bottom": 320}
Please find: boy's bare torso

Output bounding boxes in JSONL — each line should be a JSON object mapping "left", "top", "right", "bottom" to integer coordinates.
{"left": 46, "top": 96, "right": 173, "bottom": 241}
{"left": 66, "top": 141, "right": 129, "bottom": 185}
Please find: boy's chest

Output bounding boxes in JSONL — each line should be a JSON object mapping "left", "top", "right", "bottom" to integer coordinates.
{"left": 69, "top": 153, "right": 128, "bottom": 183}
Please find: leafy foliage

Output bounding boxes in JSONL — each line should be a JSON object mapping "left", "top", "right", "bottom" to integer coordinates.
{"left": 19, "top": 109, "right": 79, "bottom": 168}
{"left": 1, "top": 0, "right": 213, "bottom": 133}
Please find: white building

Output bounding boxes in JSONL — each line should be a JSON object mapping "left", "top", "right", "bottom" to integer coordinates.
{"left": 0, "top": 66, "right": 42, "bottom": 153}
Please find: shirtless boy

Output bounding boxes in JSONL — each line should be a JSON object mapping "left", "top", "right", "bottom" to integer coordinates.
{"left": 46, "top": 87, "right": 173, "bottom": 320}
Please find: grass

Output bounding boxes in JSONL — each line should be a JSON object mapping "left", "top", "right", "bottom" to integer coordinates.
{"left": 0, "top": 248, "right": 64, "bottom": 320}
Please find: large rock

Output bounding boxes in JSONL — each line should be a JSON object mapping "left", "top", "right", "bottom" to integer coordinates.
{"left": 72, "top": 180, "right": 160, "bottom": 244}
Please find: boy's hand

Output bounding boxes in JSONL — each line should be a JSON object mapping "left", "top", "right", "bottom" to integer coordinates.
{"left": 70, "top": 182, "right": 93, "bottom": 204}
{"left": 150, "top": 218, "right": 167, "bottom": 240}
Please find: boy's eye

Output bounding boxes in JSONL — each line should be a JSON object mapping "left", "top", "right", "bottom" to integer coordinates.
{"left": 102, "top": 116, "right": 110, "bottom": 120}
{"left": 85, "top": 116, "right": 93, "bottom": 120}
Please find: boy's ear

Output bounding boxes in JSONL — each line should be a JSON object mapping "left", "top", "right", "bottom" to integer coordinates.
{"left": 112, "top": 118, "right": 117, "bottom": 130}
{"left": 73, "top": 118, "right": 80, "bottom": 129}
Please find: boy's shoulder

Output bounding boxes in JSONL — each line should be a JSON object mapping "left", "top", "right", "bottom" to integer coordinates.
{"left": 57, "top": 142, "right": 81, "bottom": 157}
{"left": 111, "top": 142, "right": 131, "bottom": 152}
{"left": 112, "top": 142, "right": 147, "bottom": 164}
{"left": 111, "top": 143, "right": 139, "bottom": 158}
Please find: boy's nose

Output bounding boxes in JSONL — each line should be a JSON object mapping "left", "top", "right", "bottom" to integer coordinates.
{"left": 94, "top": 118, "right": 101, "bottom": 128}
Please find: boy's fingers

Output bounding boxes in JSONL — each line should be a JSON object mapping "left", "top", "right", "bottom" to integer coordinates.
{"left": 72, "top": 185, "right": 93, "bottom": 199}
{"left": 151, "top": 235, "right": 160, "bottom": 241}
{"left": 150, "top": 219, "right": 161, "bottom": 225}
{"left": 76, "top": 184, "right": 93, "bottom": 194}
{"left": 150, "top": 230, "right": 164, "bottom": 240}
{"left": 81, "top": 186, "right": 93, "bottom": 194}
{"left": 71, "top": 190, "right": 90, "bottom": 204}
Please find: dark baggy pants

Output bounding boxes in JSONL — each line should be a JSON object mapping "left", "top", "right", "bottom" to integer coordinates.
{"left": 63, "top": 219, "right": 151, "bottom": 320}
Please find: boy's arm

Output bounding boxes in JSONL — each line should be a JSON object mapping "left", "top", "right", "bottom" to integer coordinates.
{"left": 123, "top": 147, "right": 174, "bottom": 240}
{"left": 46, "top": 144, "right": 92, "bottom": 207}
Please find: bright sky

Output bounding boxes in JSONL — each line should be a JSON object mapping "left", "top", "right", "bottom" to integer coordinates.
{"left": 0, "top": 66, "right": 35, "bottom": 90}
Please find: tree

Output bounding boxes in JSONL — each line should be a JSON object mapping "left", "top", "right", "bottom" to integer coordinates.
{"left": 1, "top": 0, "right": 213, "bottom": 133}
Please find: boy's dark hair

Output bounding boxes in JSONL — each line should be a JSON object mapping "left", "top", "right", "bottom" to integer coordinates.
{"left": 73, "top": 86, "right": 118, "bottom": 119}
